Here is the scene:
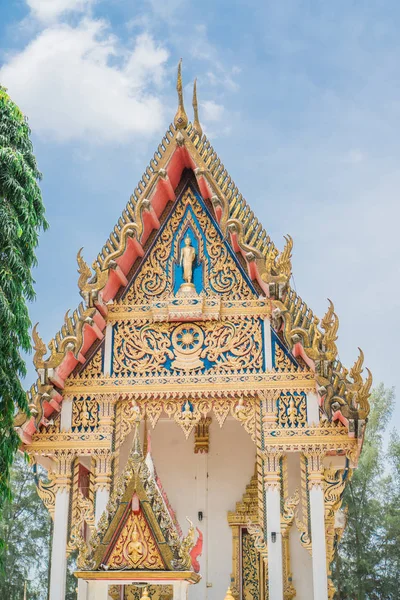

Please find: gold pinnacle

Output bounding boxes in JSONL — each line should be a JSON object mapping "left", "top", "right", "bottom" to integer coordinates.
{"left": 224, "top": 587, "right": 235, "bottom": 600}
{"left": 174, "top": 59, "right": 188, "bottom": 130}
{"left": 140, "top": 588, "right": 150, "bottom": 600}
{"left": 192, "top": 78, "right": 203, "bottom": 137}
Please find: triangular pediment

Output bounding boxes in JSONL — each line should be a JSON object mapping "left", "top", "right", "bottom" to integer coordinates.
{"left": 85, "top": 425, "right": 195, "bottom": 573}
{"left": 121, "top": 179, "right": 257, "bottom": 304}
{"left": 102, "top": 504, "right": 166, "bottom": 570}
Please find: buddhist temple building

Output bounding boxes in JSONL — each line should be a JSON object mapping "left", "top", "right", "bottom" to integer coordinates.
{"left": 15, "top": 61, "right": 372, "bottom": 600}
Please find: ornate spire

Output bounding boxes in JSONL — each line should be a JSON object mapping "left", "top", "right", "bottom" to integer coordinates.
{"left": 192, "top": 78, "right": 203, "bottom": 137}
{"left": 174, "top": 59, "right": 188, "bottom": 130}
{"left": 131, "top": 418, "right": 143, "bottom": 462}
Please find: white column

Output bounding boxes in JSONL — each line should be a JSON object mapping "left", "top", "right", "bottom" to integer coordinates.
{"left": 95, "top": 488, "right": 109, "bottom": 524}
{"left": 172, "top": 581, "right": 188, "bottom": 600}
{"left": 49, "top": 489, "right": 70, "bottom": 600}
{"left": 310, "top": 486, "right": 328, "bottom": 600}
{"left": 307, "top": 452, "right": 328, "bottom": 600}
{"left": 88, "top": 581, "right": 109, "bottom": 600}
{"left": 306, "top": 392, "right": 320, "bottom": 426}
{"left": 195, "top": 447, "right": 208, "bottom": 596}
{"left": 264, "top": 452, "right": 284, "bottom": 600}
{"left": 93, "top": 450, "right": 112, "bottom": 524}
{"left": 103, "top": 324, "right": 113, "bottom": 375}
{"left": 77, "top": 579, "right": 88, "bottom": 600}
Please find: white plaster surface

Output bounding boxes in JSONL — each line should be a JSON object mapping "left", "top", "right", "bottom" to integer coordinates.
{"left": 286, "top": 453, "right": 313, "bottom": 599}
{"left": 60, "top": 397, "right": 72, "bottom": 432}
{"left": 306, "top": 392, "right": 320, "bottom": 426}
{"left": 266, "top": 488, "right": 283, "bottom": 600}
{"left": 49, "top": 489, "right": 70, "bottom": 600}
{"left": 310, "top": 486, "right": 328, "bottom": 600}
{"left": 151, "top": 417, "right": 256, "bottom": 600}
{"left": 95, "top": 487, "right": 110, "bottom": 524}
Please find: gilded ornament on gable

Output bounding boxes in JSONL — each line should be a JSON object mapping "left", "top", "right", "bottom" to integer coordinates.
{"left": 106, "top": 510, "right": 165, "bottom": 570}
{"left": 123, "top": 190, "right": 254, "bottom": 303}
{"left": 276, "top": 392, "right": 307, "bottom": 429}
{"left": 71, "top": 397, "right": 99, "bottom": 432}
{"left": 112, "top": 317, "right": 263, "bottom": 377}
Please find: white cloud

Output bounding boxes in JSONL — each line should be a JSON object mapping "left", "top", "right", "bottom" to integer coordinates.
{"left": 27, "top": 0, "right": 94, "bottom": 23}
{"left": 0, "top": 21, "right": 169, "bottom": 143}
{"left": 201, "top": 100, "right": 224, "bottom": 122}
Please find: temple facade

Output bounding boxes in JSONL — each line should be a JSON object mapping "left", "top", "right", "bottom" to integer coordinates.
{"left": 15, "top": 63, "right": 372, "bottom": 600}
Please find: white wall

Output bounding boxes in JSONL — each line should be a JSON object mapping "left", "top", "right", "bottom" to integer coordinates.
{"left": 150, "top": 417, "right": 256, "bottom": 600}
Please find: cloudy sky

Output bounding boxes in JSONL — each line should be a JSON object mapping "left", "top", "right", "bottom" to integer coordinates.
{"left": 1, "top": 0, "right": 399, "bottom": 429}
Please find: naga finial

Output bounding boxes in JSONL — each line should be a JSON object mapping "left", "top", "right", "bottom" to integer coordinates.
{"left": 192, "top": 78, "right": 203, "bottom": 137}
{"left": 174, "top": 59, "right": 188, "bottom": 130}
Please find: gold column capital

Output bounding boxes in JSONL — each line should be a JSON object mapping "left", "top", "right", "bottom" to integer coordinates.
{"left": 53, "top": 449, "right": 75, "bottom": 491}
{"left": 304, "top": 449, "right": 325, "bottom": 490}
{"left": 93, "top": 449, "right": 113, "bottom": 492}
{"left": 263, "top": 449, "right": 282, "bottom": 490}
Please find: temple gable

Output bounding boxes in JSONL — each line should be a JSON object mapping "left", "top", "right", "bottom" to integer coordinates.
{"left": 121, "top": 183, "right": 257, "bottom": 304}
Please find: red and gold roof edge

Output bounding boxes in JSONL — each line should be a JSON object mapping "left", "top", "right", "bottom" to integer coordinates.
{"left": 16, "top": 64, "right": 372, "bottom": 443}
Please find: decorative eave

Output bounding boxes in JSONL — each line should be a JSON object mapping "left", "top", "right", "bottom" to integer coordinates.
{"left": 17, "top": 63, "right": 372, "bottom": 444}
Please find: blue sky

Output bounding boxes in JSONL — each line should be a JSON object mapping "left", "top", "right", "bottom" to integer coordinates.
{"left": 1, "top": 0, "right": 399, "bottom": 429}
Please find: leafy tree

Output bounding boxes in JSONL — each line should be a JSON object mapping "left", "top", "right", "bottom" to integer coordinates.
{"left": 0, "top": 86, "right": 47, "bottom": 509}
{"left": 333, "top": 384, "right": 400, "bottom": 599}
{"left": 0, "top": 453, "right": 51, "bottom": 599}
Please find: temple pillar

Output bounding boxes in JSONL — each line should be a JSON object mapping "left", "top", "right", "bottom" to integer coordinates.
{"left": 93, "top": 448, "right": 112, "bottom": 524}
{"left": 172, "top": 581, "right": 189, "bottom": 600}
{"left": 87, "top": 581, "right": 109, "bottom": 600}
{"left": 49, "top": 451, "right": 74, "bottom": 600}
{"left": 77, "top": 579, "right": 88, "bottom": 600}
{"left": 264, "top": 451, "right": 284, "bottom": 600}
{"left": 306, "top": 451, "right": 328, "bottom": 600}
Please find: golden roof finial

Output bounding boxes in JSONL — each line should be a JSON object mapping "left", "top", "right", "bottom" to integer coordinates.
{"left": 192, "top": 78, "right": 203, "bottom": 137}
{"left": 174, "top": 58, "right": 188, "bottom": 130}
{"left": 224, "top": 587, "right": 235, "bottom": 600}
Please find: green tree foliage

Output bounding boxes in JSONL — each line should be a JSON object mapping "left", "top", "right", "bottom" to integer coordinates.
{"left": 0, "top": 453, "right": 51, "bottom": 599}
{"left": 333, "top": 384, "right": 400, "bottom": 599}
{"left": 0, "top": 86, "right": 47, "bottom": 508}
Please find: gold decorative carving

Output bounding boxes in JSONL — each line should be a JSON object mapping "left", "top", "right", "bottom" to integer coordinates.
{"left": 72, "top": 397, "right": 99, "bottom": 431}
{"left": 68, "top": 489, "right": 96, "bottom": 556}
{"left": 280, "top": 457, "right": 298, "bottom": 600}
{"left": 174, "top": 59, "right": 188, "bottom": 130}
{"left": 81, "top": 346, "right": 103, "bottom": 378}
{"left": 194, "top": 417, "right": 211, "bottom": 453}
{"left": 274, "top": 345, "right": 296, "bottom": 372}
{"left": 172, "top": 324, "right": 204, "bottom": 370}
{"left": 295, "top": 453, "right": 312, "bottom": 555}
{"left": 261, "top": 234, "right": 293, "bottom": 292}
{"left": 52, "top": 449, "right": 74, "bottom": 490}
{"left": 107, "top": 509, "right": 165, "bottom": 570}
{"left": 324, "top": 468, "right": 347, "bottom": 600}
{"left": 112, "top": 317, "right": 263, "bottom": 377}
{"left": 277, "top": 392, "right": 307, "bottom": 429}
{"left": 36, "top": 473, "right": 57, "bottom": 519}
{"left": 93, "top": 449, "right": 113, "bottom": 492}
{"left": 228, "top": 469, "right": 263, "bottom": 598}
{"left": 123, "top": 190, "right": 254, "bottom": 303}
{"left": 77, "top": 248, "right": 109, "bottom": 307}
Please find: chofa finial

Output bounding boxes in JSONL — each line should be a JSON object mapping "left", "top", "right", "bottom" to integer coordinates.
{"left": 174, "top": 58, "right": 188, "bottom": 130}
{"left": 192, "top": 78, "right": 203, "bottom": 137}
